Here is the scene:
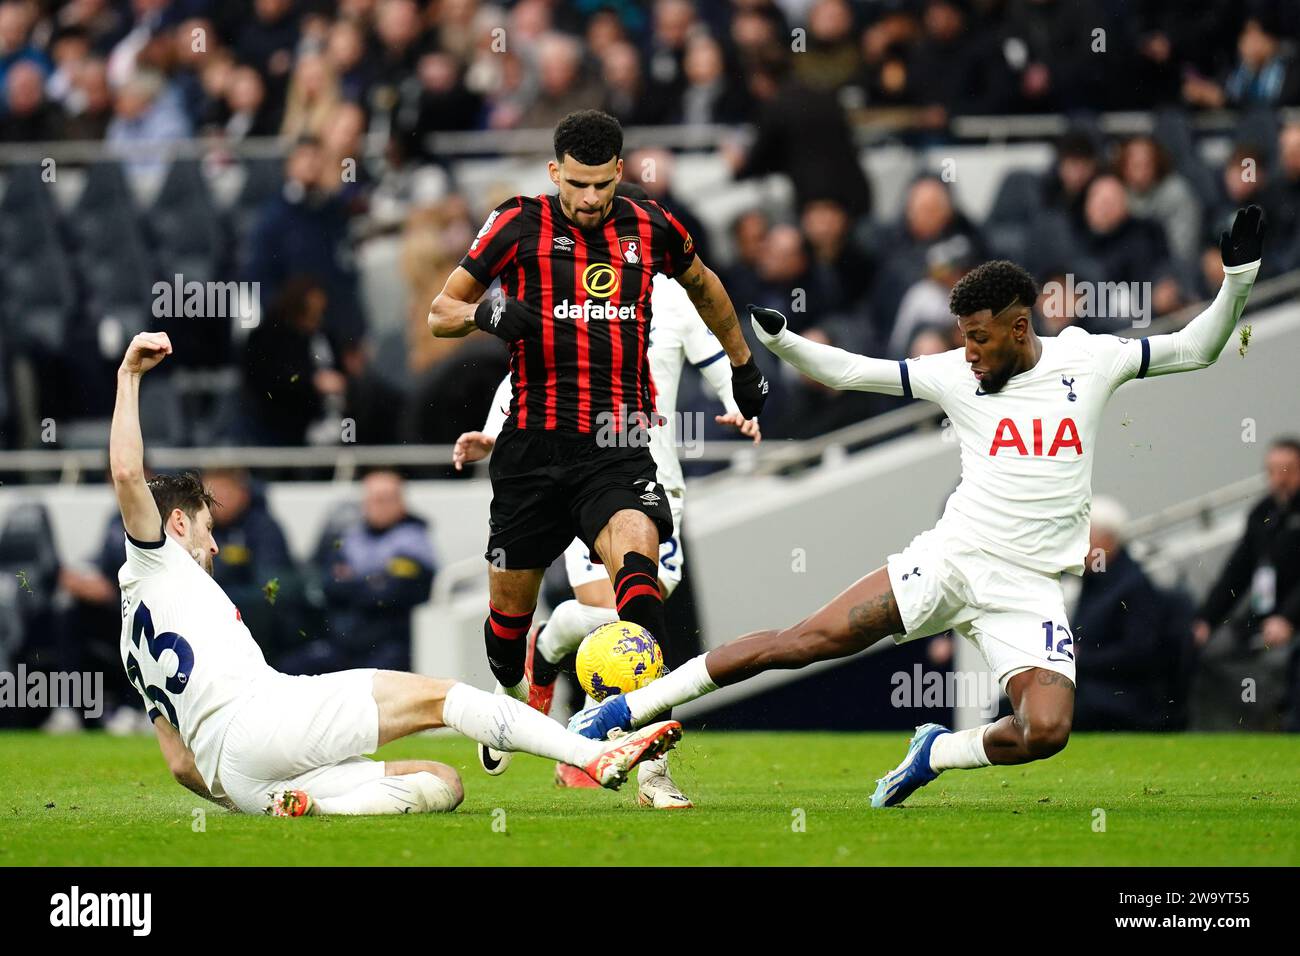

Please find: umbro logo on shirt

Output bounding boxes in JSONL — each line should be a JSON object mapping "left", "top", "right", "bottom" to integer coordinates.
{"left": 553, "top": 236, "right": 575, "bottom": 252}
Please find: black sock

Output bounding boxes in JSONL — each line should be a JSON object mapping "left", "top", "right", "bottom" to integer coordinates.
{"left": 530, "top": 623, "right": 562, "bottom": 687}
{"left": 614, "top": 552, "right": 673, "bottom": 720}
{"left": 483, "top": 602, "right": 533, "bottom": 689}
{"left": 614, "top": 552, "right": 667, "bottom": 640}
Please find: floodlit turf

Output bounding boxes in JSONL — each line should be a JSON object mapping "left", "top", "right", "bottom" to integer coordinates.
{"left": 1, "top": 730, "right": 1296, "bottom": 866}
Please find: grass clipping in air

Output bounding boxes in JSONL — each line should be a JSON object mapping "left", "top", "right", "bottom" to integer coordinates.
{"left": 1239, "top": 324, "right": 1253, "bottom": 357}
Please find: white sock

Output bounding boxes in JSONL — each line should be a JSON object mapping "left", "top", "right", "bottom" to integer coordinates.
{"left": 928, "top": 725, "right": 992, "bottom": 772}
{"left": 502, "top": 678, "right": 529, "bottom": 702}
{"left": 623, "top": 654, "right": 717, "bottom": 726}
{"left": 313, "top": 772, "right": 459, "bottom": 815}
{"left": 539, "top": 600, "right": 618, "bottom": 664}
{"left": 442, "top": 683, "right": 599, "bottom": 767}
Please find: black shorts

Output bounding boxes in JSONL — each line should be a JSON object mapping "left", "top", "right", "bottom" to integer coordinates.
{"left": 485, "top": 425, "right": 674, "bottom": 570}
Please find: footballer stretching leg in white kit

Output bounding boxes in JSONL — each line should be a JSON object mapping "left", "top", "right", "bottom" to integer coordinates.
{"left": 569, "top": 205, "right": 1266, "bottom": 807}
{"left": 454, "top": 271, "right": 760, "bottom": 807}
{"left": 110, "top": 333, "right": 683, "bottom": 817}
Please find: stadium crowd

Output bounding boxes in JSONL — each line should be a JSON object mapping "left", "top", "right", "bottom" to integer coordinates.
{"left": 2, "top": 1, "right": 1300, "bottom": 734}
{"left": 2, "top": 0, "right": 1300, "bottom": 447}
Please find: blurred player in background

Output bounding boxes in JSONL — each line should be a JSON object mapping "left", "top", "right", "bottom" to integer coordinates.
{"left": 572, "top": 206, "right": 1265, "bottom": 808}
{"left": 111, "top": 332, "right": 681, "bottom": 817}
{"left": 453, "top": 184, "right": 761, "bottom": 808}
{"left": 427, "top": 110, "right": 767, "bottom": 780}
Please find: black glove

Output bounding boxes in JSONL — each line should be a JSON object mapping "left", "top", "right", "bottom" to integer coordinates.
{"left": 474, "top": 291, "right": 541, "bottom": 341}
{"left": 730, "top": 356, "right": 769, "bottom": 420}
{"left": 1220, "top": 204, "right": 1266, "bottom": 267}
{"left": 749, "top": 304, "right": 787, "bottom": 336}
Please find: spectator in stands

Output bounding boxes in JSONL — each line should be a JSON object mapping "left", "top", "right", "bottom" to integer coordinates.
{"left": 906, "top": 325, "right": 952, "bottom": 358}
{"left": 105, "top": 68, "right": 192, "bottom": 156}
{"left": 280, "top": 49, "right": 340, "bottom": 140}
{"left": 199, "top": 467, "right": 302, "bottom": 665}
{"left": 522, "top": 32, "right": 602, "bottom": 127}
{"left": 763, "top": 326, "right": 884, "bottom": 440}
{"left": 748, "top": 223, "right": 829, "bottom": 336}
{"left": 624, "top": 147, "right": 712, "bottom": 265}
{"left": 729, "top": 52, "right": 872, "bottom": 220}
{"left": 54, "top": 505, "right": 141, "bottom": 734}
{"left": 0, "top": 0, "right": 51, "bottom": 90}
{"left": 0, "top": 57, "right": 63, "bottom": 140}
{"left": 326, "top": 16, "right": 375, "bottom": 105}
{"left": 217, "top": 62, "right": 278, "bottom": 140}
{"left": 646, "top": 0, "right": 696, "bottom": 102}
{"left": 1211, "top": 143, "right": 1288, "bottom": 278}
{"left": 721, "top": 208, "right": 769, "bottom": 311}
{"left": 244, "top": 135, "right": 368, "bottom": 354}
{"left": 1001, "top": 0, "right": 1112, "bottom": 112}
{"left": 236, "top": 0, "right": 300, "bottom": 107}
{"left": 1074, "top": 174, "right": 1181, "bottom": 323}
{"left": 600, "top": 40, "right": 672, "bottom": 127}
{"left": 401, "top": 197, "right": 477, "bottom": 377}
{"left": 285, "top": 469, "right": 436, "bottom": 673}
{"left": 46, "top": 26, "right": 91, "bottom": 109}
{"left": 60, "top": 55, "right": 113, "bottom": 139}
{"left": 1041, "top": 128, "right": 1100, "bottom": 229}
{"left": 1117, "top": 134, "right": 1202, "bottom": 265}
{"left": 1193, "top": 438, "right": 1300, "bottom": 731}
{"left": 1036, "top": 268, "right": 1084, "bottom": 336}
{"left": 372, "top": 0, "right": 432, "bottom": 111}
{"left": 887, "top": 234, "right": 974, "bottom": 358}
{"left": 793, "top": 0, "right": 861, "bottom": 94}
{"left": 853, "top": 9, "right": 920, "bottom": 109}
{"left": 802, "top": 197, "right": 875, "bottom": 323}
{"left": 238, "top": 275, "right": 345, "bottom": 446}
{"left": 1183, "top": 14, "right": 1300, "bottom": 109}
{"left": 905, "top": 0, "right": 1013, "bottom": 121}
{"left": 1270, "top": 122, "right": 1300, "bottom": 266}
{"left": 1194, "top": 240, "right": 1227, "bottom": 302}
{"left": 1073, "top": 496, "right": 1187, "bottom": 732}
{"left": 675, "top": 32, "right": 749, "bottom": 125}
{"left": 398, "top": 50, "right": 483, "bottom": 158}
{"left": 320, "top": 100, "right": 372, "bottom": 210}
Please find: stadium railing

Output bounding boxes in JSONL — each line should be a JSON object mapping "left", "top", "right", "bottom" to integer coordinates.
{"left": 3, "top": 265, "right": 1298, "bottom": 483}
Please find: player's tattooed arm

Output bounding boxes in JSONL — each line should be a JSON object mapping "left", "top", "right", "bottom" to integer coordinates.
{"left": 677, "top": 257, "right": 753, "bottom": 365}
{"left": 428, "top": 266, "right": 487, "bottom": 338}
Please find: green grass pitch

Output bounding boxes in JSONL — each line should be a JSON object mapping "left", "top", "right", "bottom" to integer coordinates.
{"left": 2, "top": 730, "right": 1296, "bottom": 866}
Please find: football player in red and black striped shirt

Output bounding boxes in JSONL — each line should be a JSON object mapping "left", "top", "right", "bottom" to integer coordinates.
{"left": 428, "top": 110, "right": 768, "bottom": 737}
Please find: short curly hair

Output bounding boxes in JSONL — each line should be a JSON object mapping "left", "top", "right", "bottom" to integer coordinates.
{"left": 554, "top": 110, "right": 623, "bottom": 166}
{"left": 949, "top": 260, "right": 1038, "bottom": 318}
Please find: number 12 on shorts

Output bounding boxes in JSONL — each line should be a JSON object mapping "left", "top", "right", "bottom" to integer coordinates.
{"left": 1042, "top": 620, "right": 1074, "bottom": 662}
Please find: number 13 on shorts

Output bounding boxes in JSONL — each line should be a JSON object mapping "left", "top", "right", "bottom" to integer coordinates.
{"left": 1042, "top": 620, "right": 1074, "bottom": 663}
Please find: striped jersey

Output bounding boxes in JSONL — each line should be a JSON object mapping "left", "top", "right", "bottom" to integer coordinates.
{"left": 459, "top": 193, "right": 697, "bottom": 433}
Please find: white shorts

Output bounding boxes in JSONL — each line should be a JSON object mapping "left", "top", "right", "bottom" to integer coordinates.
{"left": 215, "top": 669, "right": 384, "bottom": 814}
{"left": 563, "top": 489, "right": 685, "bottom": 598}
{"left": 886, "top": 527, "right": 1075, "bottom": 691}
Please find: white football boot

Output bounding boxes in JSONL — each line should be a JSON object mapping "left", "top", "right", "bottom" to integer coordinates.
{"left": 637, "top": 753, "right": 694, "bottom": 809}
{"left": 477, "top": 683, "right": 514, "bottom": 775}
